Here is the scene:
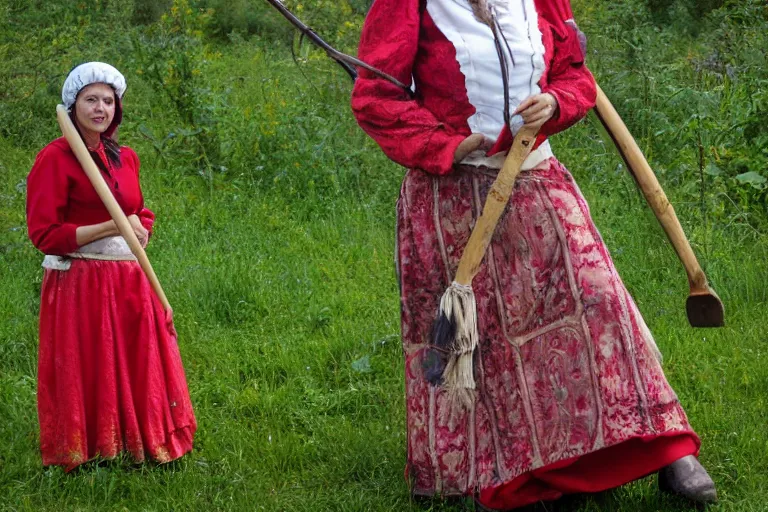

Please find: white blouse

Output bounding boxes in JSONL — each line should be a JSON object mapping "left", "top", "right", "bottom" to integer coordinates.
{"left": 426, "top": 0, "right": 546, "bottom": 139}
{"left": 426, "top": 0, "right": 552, "bottom": 168}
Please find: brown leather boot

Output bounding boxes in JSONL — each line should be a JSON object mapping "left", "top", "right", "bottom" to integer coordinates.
{"left": 659, "top": 455, "right": 717, "bottom": 504}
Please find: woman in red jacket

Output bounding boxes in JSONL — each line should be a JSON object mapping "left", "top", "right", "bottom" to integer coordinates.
{"left": 351, "top": 0, "right": 715, "bottom": 508}
{"left": 26, "top": 62, "right": 196, "bottom": 471}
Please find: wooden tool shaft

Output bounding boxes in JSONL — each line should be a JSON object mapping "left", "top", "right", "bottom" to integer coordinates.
{"left": 593, "top": 86, "right": 708, "bottom": 292}
{"left": 454, "top": 125, "right": 538, "bottom": 285}
{"left": 56, "top": 105, "right": 172, "bottom": 311}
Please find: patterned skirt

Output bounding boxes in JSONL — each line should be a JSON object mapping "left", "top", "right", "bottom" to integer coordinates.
{"left": 396, "top": 159, "right": 698, "bottom": 509}
{"left": 37, "top": 259, "right": 196, "bottom": 471}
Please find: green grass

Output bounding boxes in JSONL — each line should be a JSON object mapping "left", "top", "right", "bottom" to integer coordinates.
{"left": 2, "top": 7, "right": 768, "bottom": 512}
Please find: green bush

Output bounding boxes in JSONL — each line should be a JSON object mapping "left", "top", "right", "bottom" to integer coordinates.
{"left": 197, "top": 0, "right": 365, "bottom": 52}
{"left": 133, "top": 0, "right": 173, "bottom": 24}
{"left": 645, "top": 0, "right": 725, "bottom": 29}
{"left": 579, "top": 0, "right": 767, "bottom": 231}
{"left": 132, "top": 0, "right": 225, "bottom": 173}
{"left": 197, "top": 0, "right": 292, "bottom": 41}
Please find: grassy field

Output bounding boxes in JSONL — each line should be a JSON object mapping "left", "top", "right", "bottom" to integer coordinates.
{"left": 1, "top": 2, "right": 767, "bottom": 511}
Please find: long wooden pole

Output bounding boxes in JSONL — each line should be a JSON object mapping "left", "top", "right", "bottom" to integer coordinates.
{"left": 56, "top": 104, "right": 172, "bottom": 312}
{"left": 593, "top": 86, "right": 723, "bottom": 327}
{"left": 593, "top": 86, "right": 710, "bottom": 293}
{"left": 454, "top": 125, "right": 538, "bottom": 285}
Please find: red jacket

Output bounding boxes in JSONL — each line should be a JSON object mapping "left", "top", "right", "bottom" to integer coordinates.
{"left": 351, "top": 0, "right": 596, "bottom": 175}
{"left": 26, "top": 137, "right": 154, "bottom": 255}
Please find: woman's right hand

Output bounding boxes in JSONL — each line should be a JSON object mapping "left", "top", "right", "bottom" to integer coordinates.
{"left": 127, "top": 214, "right": 149, "bottom": 248}
{"left": 453, "top": 133, "right": 487, "bottom": 164}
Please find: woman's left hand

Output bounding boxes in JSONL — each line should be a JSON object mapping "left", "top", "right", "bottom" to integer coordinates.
{"left": 514, "top": 93, "right": 559, "bottom": 129}
{"left": 127, "top": 214, "right": 149, "bottom": 248}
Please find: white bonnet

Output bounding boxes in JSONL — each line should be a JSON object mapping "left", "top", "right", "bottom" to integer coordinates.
{"left": 62, "top": 62, "right": 127, "bottom": 109}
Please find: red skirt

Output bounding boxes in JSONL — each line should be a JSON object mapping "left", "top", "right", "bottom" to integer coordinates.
{"left": 396, "top": 159, "right": 699, "bottom": 509}
{"left": 37, "top": 259, "right": 196, "bottom": 471}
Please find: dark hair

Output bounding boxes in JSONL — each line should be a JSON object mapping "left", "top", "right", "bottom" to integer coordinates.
{"left": 69, "top": 86, "right": 123, "bottom": 172}
{"left": 99, "top": 136, "right": 123, "bottom": 171}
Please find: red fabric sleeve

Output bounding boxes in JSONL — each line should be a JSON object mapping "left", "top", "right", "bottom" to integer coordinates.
{"left": 351, "top": 0, "right": 466, "bottom": 175}
{"left": 537, "top": 0, "right": 597, "bottom": 137}
{"left": 26, "top": 146, "right": 80, "bottom": 255}
{"left": 138, "top": 207, "right": 155, "bottom": 234}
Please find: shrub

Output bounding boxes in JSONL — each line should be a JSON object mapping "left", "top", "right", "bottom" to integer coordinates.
{"left": 133, "top": 0, "right": 173, "bottom": 24}
{"left": 132, "top": 0, "right": 225, "bottom": 173}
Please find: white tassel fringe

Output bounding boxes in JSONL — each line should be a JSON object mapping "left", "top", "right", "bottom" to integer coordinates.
{"left": 438, "top": 282, "right": 479, "bottom": 407}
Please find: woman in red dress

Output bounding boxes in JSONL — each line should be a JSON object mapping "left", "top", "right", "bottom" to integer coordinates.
{"left": 26, "top": 62, "right": 196, "bottom": 471}
{"left": 351, "top": 0, "right": 716, "bottom": 508}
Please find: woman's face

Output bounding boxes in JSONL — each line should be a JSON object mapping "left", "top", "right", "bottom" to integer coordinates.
{"left": 74, "top": 83, "right": 116, "bottom": 137}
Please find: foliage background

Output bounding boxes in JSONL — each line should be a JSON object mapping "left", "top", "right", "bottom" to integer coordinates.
{"left": 0, "top": 0, "right": 766, "bottom": 510}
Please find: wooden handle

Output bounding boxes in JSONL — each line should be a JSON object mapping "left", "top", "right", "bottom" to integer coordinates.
{"left": 56, "top": 105, "right": 172, "bottom": 311}
{"left": 593, "top": 86, "right": 709, "bottom": 292}
{"left": 454, "top": 125, "right": 538, "bottom": 285}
